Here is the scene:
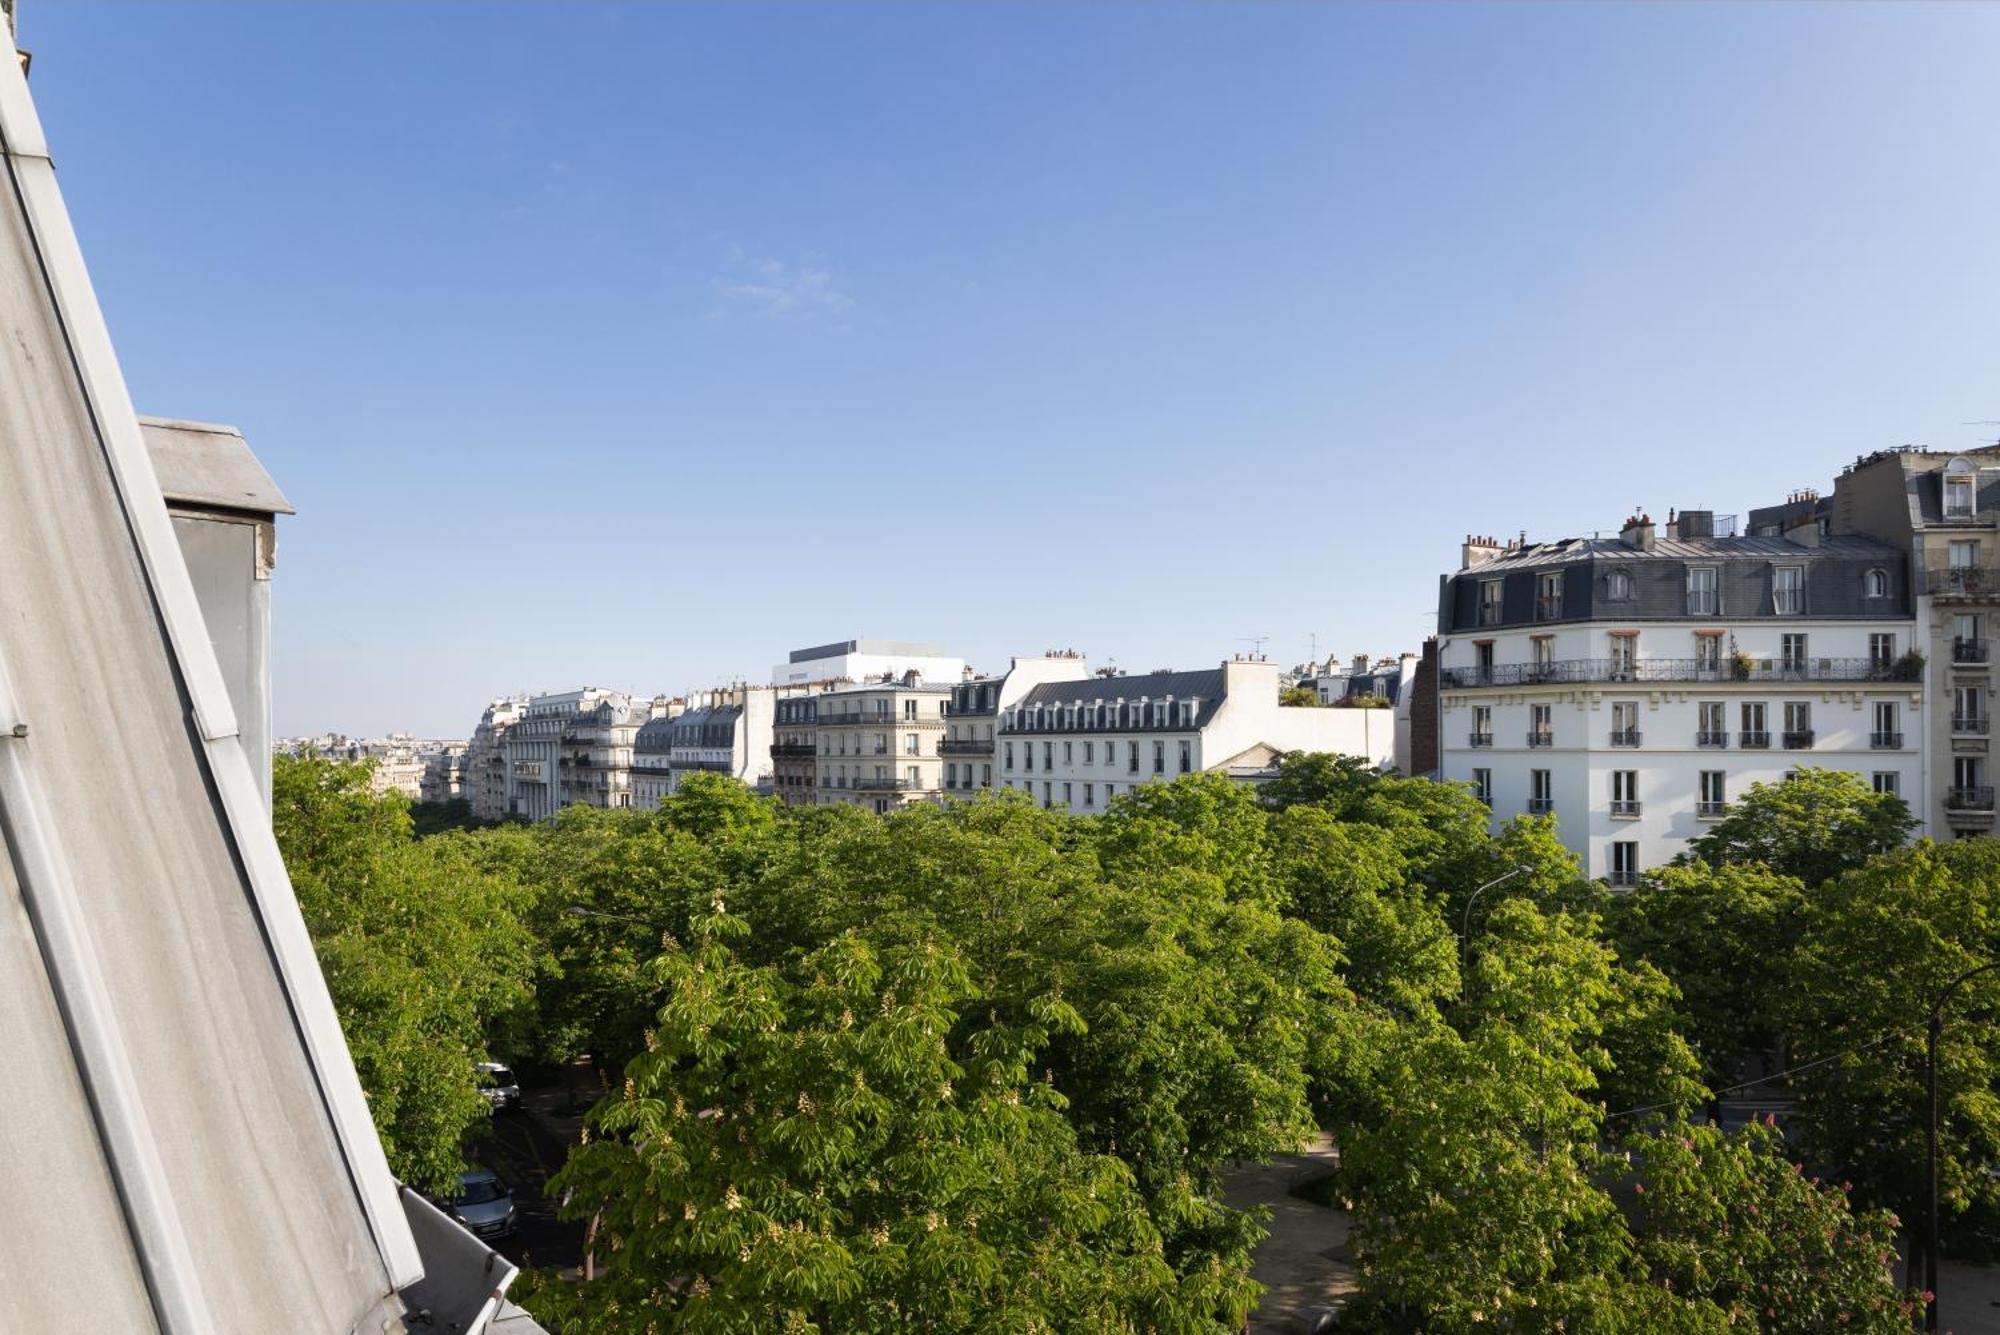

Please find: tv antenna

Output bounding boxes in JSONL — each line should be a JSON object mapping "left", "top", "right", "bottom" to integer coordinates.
{"left": 1240, "top": 634, "right": 1270, "bottom": 659}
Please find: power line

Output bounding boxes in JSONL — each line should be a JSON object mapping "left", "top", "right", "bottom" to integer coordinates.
{"left": 1608, "top": 1031, "right": 1904, "bottom": 1119}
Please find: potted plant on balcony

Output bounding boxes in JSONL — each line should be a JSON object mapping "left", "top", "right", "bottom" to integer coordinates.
{"left": 1730, "top": 649, "right": 1755, "bottom": 681}
{"left": 1892, "top": 648, "right": 1926, "bottom": 682}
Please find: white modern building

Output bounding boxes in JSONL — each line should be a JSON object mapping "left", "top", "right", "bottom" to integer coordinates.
{"left": 1436, "top": 511, "right": 1925, "bottom": 884}
{"left": 996, "top": 657, "right": 1396, "bottom": 814}
{"left": 941, "top": 652, "right": 1093, "bottom": 798}
{"left": 772, "top": 638, "right": 964, "bottom": 688}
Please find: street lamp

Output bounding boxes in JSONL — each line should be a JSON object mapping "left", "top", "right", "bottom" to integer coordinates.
{"left": 1459, "top": 864, "right": 1532, "bottom": 999}
{"left": 1924, "top": 958, "right": 2000, "bottom": 1333}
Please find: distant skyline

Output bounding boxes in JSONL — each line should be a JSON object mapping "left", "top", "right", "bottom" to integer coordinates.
{"left": 27, "top": 4, "right": 2000, "bottom": 736}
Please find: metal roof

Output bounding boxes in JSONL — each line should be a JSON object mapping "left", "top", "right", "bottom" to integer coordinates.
{"left": 138, "top": 415, "right": 294, "bottom": 516}
{"left": 1467, "top": 532, "right": 1904, "bottom": 571}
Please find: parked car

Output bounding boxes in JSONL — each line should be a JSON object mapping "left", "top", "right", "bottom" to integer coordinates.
{"left": 444, "top": 1167, "right": 517, "bottom": 1240}
{"left": 476, "top": 1061, "right": 521, "bottom": 1112}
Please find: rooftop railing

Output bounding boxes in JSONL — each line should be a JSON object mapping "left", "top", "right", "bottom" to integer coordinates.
{"left": 1442, "top": 656, "right": 1921, "bottom": 689}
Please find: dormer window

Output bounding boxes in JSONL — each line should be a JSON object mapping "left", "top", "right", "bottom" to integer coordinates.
{"left": 1606, "top": 570, "right": 1634, "bottom": 601}
{"left": 1946, "top": 459, "right": 1977, "bottom": 519}
{"left": 1865, "top": 567, "right": 1889, "bottom": 599}
{"left": 1478, "top": 580, "right": 1504, "bottom": 627}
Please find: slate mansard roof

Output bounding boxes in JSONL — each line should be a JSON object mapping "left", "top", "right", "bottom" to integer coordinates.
{"left": 1440, "top": 533, "right": 1912, "bottom": 635}
{"left": 1006, "top": 669, "right": 1228, "bottom": 732}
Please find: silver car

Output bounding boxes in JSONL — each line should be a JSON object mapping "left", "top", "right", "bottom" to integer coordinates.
{"left": 445, "top": 1168, "right": 517, "bottom": 1240}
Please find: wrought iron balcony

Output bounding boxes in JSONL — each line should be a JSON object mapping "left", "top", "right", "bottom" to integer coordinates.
{"left": 1468, "top": 732, "right": 1494, "bottom": 748}
{"left": 1740, "top": 731, "right": 1771, "bottom": 749}
{"left": 1609, "top": 729, "right": 1641, "bottom": 747}
{"left": 938, "top": 737, "right": 993, "bottom": 755}
{"left": 1478, "top": 604, "right": 1504, "bottom": 627}
{"left": 1929, "top": 568, "right": 2000, "bottom": 599}
{"left": 1608, "top": 868, "right": 1639, "bottom": 887}
{"left": 1697, "top": 800, "right": 1727, "bottom": 819}
{"left": 1871, "top": 732, "right": 1904, "bottom": 749}
{"left": 1527, "top": 731, "right": 1554, "bottom": 748}
{"left": 1946, "top": 786, "right": 1996, "bottom": 812}
{"left": 771, "top": 742, "right": 817, "bottom": 758}
{"left": 1526, "top": 798, "right": 1555, "bottom": 815}
{"left": 851, "top": 776, "right": 916, "bottom": 792}
{"left": 1954, "top": 715, "right": 1990, "bottom": 735}
{"left": 1696, "top": 731, "right": 1729, "bottom": 748}
{"left": 1782, "top": 730, "right": 1815, "bottom": 750}
{"left": 1610, "top": 799, "right": 1641, "bottom": 818}
{"left": 1956, "top": 638, "right": 1990, "bottom": 664}
{"left": 1441, "top": 655, "right": 1919, "bottom": 689}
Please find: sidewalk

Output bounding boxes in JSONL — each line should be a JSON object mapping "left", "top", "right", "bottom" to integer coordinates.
{"left": 1221, "top": 1133, "right": 1355, "bottom": 1334}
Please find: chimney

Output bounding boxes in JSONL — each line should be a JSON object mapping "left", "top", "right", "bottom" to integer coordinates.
{"left": 1352, "top": 653, "right": 1370, "bottom": 676}
{"left": 1620, "top": 513, "right": 1656, "bottom": 551}
{"left": 1677, "top": 509, "right": 1716, "bottom": 539}
{"left": 1461, "top": 533, "right": 1503, "bottom": 569}
{"left": 1782, "top": 510, "right": 1821, "bottom": 548}
{"left": 902, "top": 668, "right": 921, "bottom": 687}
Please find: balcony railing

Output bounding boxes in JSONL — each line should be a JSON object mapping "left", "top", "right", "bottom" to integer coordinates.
{"left": 1783, "top": 730, "right": 1815, "bottom": 750}
{"left": 1527, "top": 731, "right": 1554, "bottom": 748}
{"left": 1527, "top": 798, "right": 1555, "bottom": 815}
{"left": 1871, "top": 731, "right": 1904, "bottom": 749}
{"left": 1956, "top": 638, "right": 1990, "bottom": 664}
{"left": 771, "top": 742, "right": 817, "bottom": 758}
{"left": 1929, "top": 568, "right": 2000, "bottom": 598}
{"left": 1609, "top": 729, "right": 1641, "bottom": 747}
{"left": 1697, "top": 800, "right": 1727, "bottom": 819}
{"left": 1946, "top": 786, "right": 1996, "bottom": 812}
{"left": 938, "top": 737, "right": 992, "bottom": 755}
{"left": 1468, "top": 732, "right": 1494, "bottom": 748}
{"left": 1740, "top": 731, "right": 1771, "bottom": 749}
{"left": 852, "top": 776, "right": 916, "bottom": 792}
{"left": 1441, "top": 656, "right": 1920, "bottom": 689}
{"left": 1611, "top": 799, "right": 1641, "bottom": 818}
{"left": 1954, "top": 715, "right": 1990, "bottom": 735}
{"left": 1608, "top": 868, "right": 1639, "bottom": 888}
{"left": 1696, "top": 731, "right": 1729, "bottom": 748}
{"left": 1478, "top": 603, "right": 1504, "bottom": 627}
{"left": 1535, "top": 596, "right": 1564, "bottom": 621}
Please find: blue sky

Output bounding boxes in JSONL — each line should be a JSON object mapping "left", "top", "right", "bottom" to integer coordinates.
{"left": 26, "top": 4, "right": 2000, "bottom": 736}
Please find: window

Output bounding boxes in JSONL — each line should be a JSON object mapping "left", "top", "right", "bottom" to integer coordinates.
{"left": 903, "top": 699, "right": 917, "bottom": 720}
{"left": 1784, "top": 701, "right": 1813, "bottom": 748}
{"left": 1083, "top": 741, "right": 1094, "bottom": 764}
{"left": 1610, "top": 701, "right": 1639, "bottom": 746}
{"left": 1699, "top": 770, "right": 1726, "bottom": 818}
{"left": 1528, "top": 768, "right": 1553, "bottom": 814}
{"left": 1043, "top": 781, "right": 1053, "bottom": 808}
{"left": 1529, "top": 703, "right": 1553, "bottom": 747}
{"left": 905, "top": 734, "right": 920, "bottom": 755}
{"left": 1063, "top": 783, "right": 1073, "bottom": 807}
{"left": 1609, "top": 634, "right": 1637, "bottom": 679}
{"left": 1687, "top": 566, "right": 1718, "bottom": 615}
{"left": 1946, "top": 465, "right": 1976, "bottom": 519}
{"left": 1471, "top": 704, "right": 1493, "bottom": 746}
{"left": 1153, "top": 740, "right": 1165, "bottom": 774}
{"left": 1004, "top": 741, "right": 1015, "bottom": 770}
{"left": 1741, "top": 702, "right": 1769, "bottom": 748}
{"left": 1698, "top": 701, "right": 1727, "bottom": 747}
{"left": 981, "top": 764, "right": 991, "bottom": 788}
{"left": 1128, "top": 741, "right": 1140, "bottom": 774}
{"left": 1873, "top": 701, "right": 1899, "bottom": 749}
{"left": 907, "top": 765, "right": 920, "bottom": 788}
{"left": 1609, "top": 841, "right": 1639, "bottom": 887}
{"left": 1611, "top": 770, "right": 1639, "bottom": 817}
{"left": 1083, "top": 783, "right": 1094, "bottom": 808}
{"left": 1955, "top": 685, "right": 1986, "bottom": 733}
{"left": 1179, "top": 740, "right": 1192, "bottom": 773}
{"left": 1869, "top": 633, "right": 1897, "bottom": 673}
{"left": 1873, "top": 771, "right": 1899, "bottom": 796}
{"left": 1952, "top": 756, "right": 1988, "bottom": 808}
{"left": 1781, "top": 633, "right": 1808, "bottom": 674}
{"left": 1471, "top": 768, "right": 1492, "bottom": 804}
{"left": 1607, "top": 570, "right": 1633, "bottom": 601}
{"left": 1064, "top": 741, "right": 1073, "bottom": 765}
{"left": 1865, "top": 568, "right": 1889, "bottom": 599}
{"left": 1476, "top": 641, "right": 1495, "bottom": 674}
{"left": 1695, "top": 634, "right": 1723, "bottom": 675}
{"left": 1955, "top": 613, "right": 1984, "bottom": 663}
{"left": 1479, "top": 580, "right": 1504, "bottom": 626}
{"left": 1536, "top": 571, "right": 1563, "bottom": 620}
{"left": 1772, "top": 565, "right": 1804, "bottom": 615}
{"left": 1529, "top": 637, "right": 1555, "bottom": 677}
{"left": 1951, "top": 539, "right": 1980, "bottom": 569}
{"left": 1042, "top": 741, "right": 1053, "bottom": 770}
{"left": 945, "top": 762, "right": 958, "bottom": 789}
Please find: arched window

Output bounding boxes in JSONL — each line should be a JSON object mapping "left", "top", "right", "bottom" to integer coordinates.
{"left": 1607, "top": 569, "right": 1634, "bottom": 601}
{"left": 1865, "top": 567, "right": 1889, "bottom": 599}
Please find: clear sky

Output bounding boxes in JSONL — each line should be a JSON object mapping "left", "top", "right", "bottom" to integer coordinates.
{"left": 25, "top": 4, "right": 2000, "bottom": 737}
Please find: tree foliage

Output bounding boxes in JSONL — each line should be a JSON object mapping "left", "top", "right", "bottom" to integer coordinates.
{"left": 1683, "top": 767, "right": 1915, "bottom": 887}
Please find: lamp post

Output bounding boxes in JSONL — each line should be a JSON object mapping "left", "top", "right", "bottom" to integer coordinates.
{"left": 1925, "top": 958, "right": 2000, "bottom": 1333}
{"left": 1459, "top": 864, "right": 1532, "bottom": 999}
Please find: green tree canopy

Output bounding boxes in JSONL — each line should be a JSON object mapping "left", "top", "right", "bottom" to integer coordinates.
{"left": 1683, "top": 767, "right": 1915, "bottom": 887}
